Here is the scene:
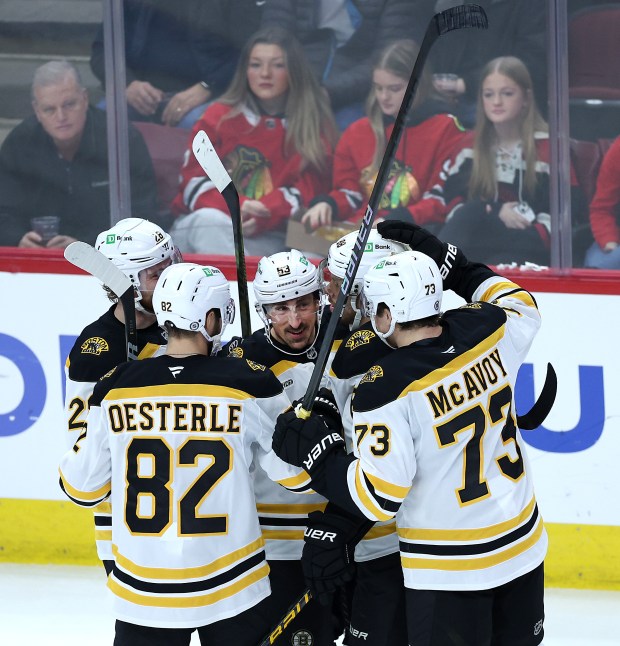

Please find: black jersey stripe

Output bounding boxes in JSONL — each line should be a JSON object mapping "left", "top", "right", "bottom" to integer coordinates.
{"left": 399, "top": 505, "right": 540, "bottom": 557}
{"left": 112, "top": 550, "right": 265, "bottom": 594}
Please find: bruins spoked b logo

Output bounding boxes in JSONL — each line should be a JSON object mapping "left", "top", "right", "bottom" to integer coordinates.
{"left": 292, "top": 629, "right": 313, "bottom": 646}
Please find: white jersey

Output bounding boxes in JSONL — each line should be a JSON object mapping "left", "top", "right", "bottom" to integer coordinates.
{"left": 59, "top": 354, "right": 311, "bottom": 629}
{"left": 227, "top": 325, "right": 335, "bottom": 560}
{"left": 348, "top": 277, "right": 548, "bottom": 590}
{"left": 328, "top": 323, "right": 398, "bottom": 561}
{"left": 63, "top": 306, "right": 165, "bottom": 560}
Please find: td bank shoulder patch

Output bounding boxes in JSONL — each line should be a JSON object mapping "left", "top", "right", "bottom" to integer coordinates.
{"left": 81, "top": 337, "right": 109, "bottom": 355}
{"left": 246, "top": 359, "right": 266, "bottom": 371}
{"left": 345, "top": 329, "right": 375, "bottom": 350}
{"left": 359, "top": 365, "right": 384, "bottom": 384}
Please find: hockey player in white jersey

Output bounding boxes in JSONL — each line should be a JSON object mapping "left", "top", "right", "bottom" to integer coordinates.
{"left": 64, "top": 217, "right": 180, "bottom": 572}
{"left": 272, "top": 222, "right": 547, "bottom": 646}
{"left": 60, "top": 262, "right": 312, "bottom": 645}
{"left": 319, "top": 229, "right": 409, "bottom": 646}
{"left": 227, "top": 248, "right": 347, "bottom": 645}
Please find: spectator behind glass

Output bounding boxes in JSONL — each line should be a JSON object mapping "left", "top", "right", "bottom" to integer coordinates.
{"left": 0, "top": 60, "right": 157, "bottom": 249}
{"left": 90, "top": 0, "right": 264, "bottom": 128}
{"left": 585, "top": 137, "right": 620, "bottom": 269}
{"left": 423, "top": 0, "right": 547, "bottom": 128}
{"left": 302, "top": 39, "right": 466, "bottom": 235}
{"left": 262, "top": 0, "right": 413, "bottom": 130}
{"left": 171, "top": 27, "right": 338, "bottom": 257}
{"left": 439, "top": 56, "right": 585, "bottom": 266}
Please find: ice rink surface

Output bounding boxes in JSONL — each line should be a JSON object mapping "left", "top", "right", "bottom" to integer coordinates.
{"left": 1, "top": 563, "right": 619, "bottom": 646}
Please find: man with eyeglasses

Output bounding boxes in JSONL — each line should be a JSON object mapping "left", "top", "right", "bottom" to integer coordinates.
{"left": 225, "top": 248, "right": 347, "bottom": 645}
{"left": 0, "top": 60, "right": 157, "bottom": 248}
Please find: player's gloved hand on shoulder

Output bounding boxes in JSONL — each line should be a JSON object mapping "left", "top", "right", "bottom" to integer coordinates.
{"left": 272, "top": 408, "right": 345, "bottom": 474}
{"left": 377, "top": 219, "right": 466, "bottom": 293}
{"left": 302, "top": 506, "right": 373, "bottom": 606}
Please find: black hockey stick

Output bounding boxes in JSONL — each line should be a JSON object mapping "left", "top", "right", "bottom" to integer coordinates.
{"left": 192, "top": 130, "right": 252, "bottom": 338}
{"left": 257, "top": 590, "right": 312, "bottom": 646}
{"left": 516, "top": 362, "right": 557, "bottom": 430}
{"left": 64, "top": 241, "right": 139, "bottom": 361}
{"left": 297, "top": 3, "right": 489, "bottom": 418}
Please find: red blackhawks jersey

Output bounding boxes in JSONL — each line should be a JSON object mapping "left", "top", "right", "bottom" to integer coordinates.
{"left": 172, "top": 102, "right": 332, "bottom": 235}
{"left": 59, "top": 354, "right": 310, "bottom": 629}
{"left": 328, "top": 112, "right": 465, "bottom": 226}
{"left": 348, "top": 277, "right": 547, "bottom": 591}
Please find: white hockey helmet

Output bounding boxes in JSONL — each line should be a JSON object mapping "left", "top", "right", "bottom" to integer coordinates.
{"left": 253, "top": 249, "right": 323, "bottom": 355}
{"left": 322, "top": 229, "right": 409, "bottom": 328}
{"left": 95, "top": 218, "right": 181, "bottom": 308}
{"left": 153, "top": 263, "right": 235, "bottom": 353}
{"left": 362, "top": 250, "right": 442, "bottom": 342}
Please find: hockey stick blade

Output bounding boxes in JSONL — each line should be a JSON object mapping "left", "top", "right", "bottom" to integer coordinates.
{"left": 192, "top": 130, "right": 252, "bottom": 337}
{"left": 256, "top": 589, "right": 312, "bottom": 646}
{"left": 64, "top": 241, "right": 139, "bottom": 361}
{"left": 516, "top": 362, "right": 557, "bottom": 430}
{"left": 297, "top": 4, "right": 488, "bottom": 417}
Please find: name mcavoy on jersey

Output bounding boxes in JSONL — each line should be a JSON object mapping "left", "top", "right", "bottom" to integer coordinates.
{"left": 107, "top": 401, "right": 242, "bottom": 434}
{"left": 425, "top": 348, "right": 507, "bottom": 419}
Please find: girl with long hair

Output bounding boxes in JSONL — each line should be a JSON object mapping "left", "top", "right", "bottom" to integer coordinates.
{"left": 171, "top": 26, "right": 338, "bottom": 255}
{"left": 301, "top": 39, "right": 466, "bottom": 234}
{"left": 440, "top": 55, "right": 584, "bottom": 265}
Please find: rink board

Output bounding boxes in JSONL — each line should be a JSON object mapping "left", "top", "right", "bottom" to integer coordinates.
{"left": 1, "top": 254, "right": 619, "bottom": 590}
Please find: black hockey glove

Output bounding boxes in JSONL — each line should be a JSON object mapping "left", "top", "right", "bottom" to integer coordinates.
{"left": 377, "top": 219, "right": 466, "bottom": 293}
{"left": 272, "top": 409, "right": 345, "bottom": 475}
{"left": 302, "top": 505, "right": 374, "bottom": 606}
{"left": 292, "top": 387, "right": 342, "bottom": 433}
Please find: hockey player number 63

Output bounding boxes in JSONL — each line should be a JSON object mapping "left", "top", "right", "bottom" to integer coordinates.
{"left": 125, "top": 437, "right": 232, "bottom": 535}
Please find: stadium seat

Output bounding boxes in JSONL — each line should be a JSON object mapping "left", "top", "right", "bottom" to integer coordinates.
{"left": 132, "top": 122, "right": 190, "bottom": 229}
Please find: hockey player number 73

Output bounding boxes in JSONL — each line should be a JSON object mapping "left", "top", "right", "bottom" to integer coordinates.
{"left": 125, "top": 437, "right": 232, "bottom": 535}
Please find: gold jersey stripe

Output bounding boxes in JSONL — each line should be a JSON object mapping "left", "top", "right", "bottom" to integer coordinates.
{"left": 104, "top": 383, "right": 256, "bottom": 401}
{"left": 108, "top": 563, "right": 269, "bottom": 608}
{"left": 363, "top": 522, "right": 397, "bottom": 540}
{"left": 365, "top": 471, "right": 411, "bottom": 500}
{"left": 398, "top": 497, "right": 537, "bottom": 542}
{"left": 94, "top": 501, "right": 112, "bottom": 514}
{"left": 257, "top": 502, "right": 327, "bottom": 515}
{"left": 111, "top": 537, "right": 265, "bottom": 580}
{"left": 401, "top": 518, "right": 544, "bottom": 571}
{"left": 261, "top": 529, "right": 305, "bottom": 540}
{"left": 354, "top": 462, "right": 392, "bottom": 522}
{"left": 95, "top": 529, "right": 112, "bottom": 541}
{"left": 138, "top": 342, "right": 162, "bottom": 359}
{"left": 59, "top": 470, "right": 110, "bottom": 503}
{"left": 270, "top": 360, "right": 298, "bottom": 377}
{"left": 480, "top": 280, "right": 538, "bottom": 310}
{"left": 397, "top": 326, "right": 505, "bottom": 398}
{"left": 276, "top": 471, "right": 312, "bottom": 489}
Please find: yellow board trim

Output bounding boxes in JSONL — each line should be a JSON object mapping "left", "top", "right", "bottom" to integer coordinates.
{"left": 2, "top": 498, "right": 619, "bottom": 590}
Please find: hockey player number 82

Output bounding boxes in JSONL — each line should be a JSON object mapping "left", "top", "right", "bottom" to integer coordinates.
{"left": 125, "top": 437, "right": 232, "bottom": 535}
{"left": 434, "top": 384, "right": 524, "bottom": 506}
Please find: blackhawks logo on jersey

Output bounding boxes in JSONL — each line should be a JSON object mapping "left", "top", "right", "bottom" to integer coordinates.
{"left": 361, "top": 159, "right": 421, "bottom": 209}
{"left": 359, "top": 365, "right": 384, "bottom": 384}
{"left": 80, "top": 337, "right": 109, "bottom": 355}
{"left": 246, "top": 359, "right": 266, "bottom": 371}
{"left": 345, "top": 329, "right": 375, "bottom": 350}
{"left": 227, "top": 146, "right": 273, "bottom": 199}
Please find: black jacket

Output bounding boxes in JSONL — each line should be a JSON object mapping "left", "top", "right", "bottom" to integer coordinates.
{"left": 90, "top": 0, "right": 264, "bottom": 96}
{"left": 262, "top": 0, "right": 414, "bottom": 110}
{"left": 0, "top": 107, "right": 157, "bottom": 246}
